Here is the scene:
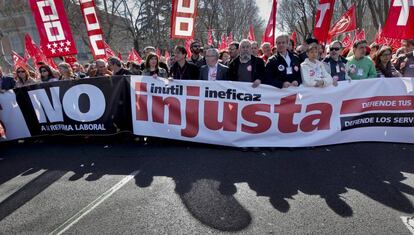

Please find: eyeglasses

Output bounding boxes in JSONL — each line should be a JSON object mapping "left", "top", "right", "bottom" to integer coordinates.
{"left": 330, "top": 47, "right": 341, "bottom": 51}
{"left": 16, "top": 71, "right": 25, "bottom": 73}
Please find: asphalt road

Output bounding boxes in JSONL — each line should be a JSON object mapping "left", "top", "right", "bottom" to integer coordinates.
{"left": 0, "top": 135, "right": 413, "bottom": 234}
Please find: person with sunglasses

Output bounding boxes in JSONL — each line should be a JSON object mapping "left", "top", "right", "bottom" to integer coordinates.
{"left": 188, "top": 40, "right": 206, "bottom": 69}
{"left": 374, "top": 46, "right": 402, "bottom": 78}
{"left": 39, "top": 65, "right": 59, "bottom": 82}
{"left": 14, "top": 66, "right": 38, "bottom": 88}
{"left": 323, "top": 40, "right": 350, "bottom": 85}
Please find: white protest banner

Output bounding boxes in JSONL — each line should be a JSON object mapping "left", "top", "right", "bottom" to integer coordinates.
{"left": 130, "top": 76, "right": 414, "bottom": 147}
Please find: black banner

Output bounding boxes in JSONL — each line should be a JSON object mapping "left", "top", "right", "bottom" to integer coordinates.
{"left": 341, "top": 112, "right": 414, "bottom": 131}
{"left": 13, "top": 76, "right": 132, "bottom": 136}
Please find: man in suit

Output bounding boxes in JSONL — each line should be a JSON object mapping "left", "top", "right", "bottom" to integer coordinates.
{"left": 199, "top": 48, "right": 228, "bottom": 81}
{"left": 0, "top": 66, "right": 15, "bottom": 92}
{"left": 228, "top": 39, "right": 265, "bottom": 88}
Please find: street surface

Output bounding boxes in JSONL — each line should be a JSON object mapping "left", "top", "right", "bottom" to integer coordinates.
{"left": 0, "top": 135, "right": 413, "bottom": 234}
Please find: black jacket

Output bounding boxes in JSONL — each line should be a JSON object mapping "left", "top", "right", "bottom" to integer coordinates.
{"left": 228, "top": 55, "right": 265, "bottom": 82}
{"left": 0, "top": 76, "right": 15, "bottom": 90}
{"left": 264, "top": 52, "right": 302, "bottom": 88}
{"left": 170, "top": 61, "right": 200, "bottom": 80}
{"left": 114, "top": 68, "right": 132, "bottom": 76}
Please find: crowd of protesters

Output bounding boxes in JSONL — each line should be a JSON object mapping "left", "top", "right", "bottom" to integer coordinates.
{"left": 1, "top": 34, "right": 414, "bottom": 93}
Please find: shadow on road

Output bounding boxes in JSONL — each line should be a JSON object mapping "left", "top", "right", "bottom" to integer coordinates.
{"left": 0, "top": 136, "right": 413, "bottom": 232}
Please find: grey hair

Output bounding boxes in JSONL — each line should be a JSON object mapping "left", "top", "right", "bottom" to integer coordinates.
{"left": 276, "top": 33, "right": 290, "bottom": 42}
{"left": 206, "top": 48, "right": 219, "bottom": 58}
{"left": 330, "top": 40, "right": 343, "bottom": 48}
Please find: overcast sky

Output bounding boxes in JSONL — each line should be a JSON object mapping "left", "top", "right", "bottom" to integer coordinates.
{"left": 256, "top": 0, "right": 272, "bottom": 22}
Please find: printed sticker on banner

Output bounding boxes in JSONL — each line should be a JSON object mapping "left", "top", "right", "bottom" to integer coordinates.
{"left": 278, "top": 65, "right": 285, "bottom": 71}
{"left": 247, "top": 65, "right": 252, "bottom": 72}
{"left": 294, "top": 66, "right": 299, "bottom": 72}
{"left": 309, "top": 70, "right": 315, "bottom": 76}
{"left": 349, "top": 64, "right": 356, "bottom": 73}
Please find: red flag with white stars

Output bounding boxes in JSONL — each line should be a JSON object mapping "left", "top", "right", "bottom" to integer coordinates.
{"left": 28, "top": 0, "right": 77, "bottom": 57}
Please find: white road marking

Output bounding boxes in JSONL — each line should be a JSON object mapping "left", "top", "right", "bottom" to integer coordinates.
{"left": 49, "top": 170, "right": 140, "bottom": 235}
{"left": 401, "top": 216, "right": 414, "bottom": 234}
{"left": 0, "top": 168, "right": 46, "bottom": 203}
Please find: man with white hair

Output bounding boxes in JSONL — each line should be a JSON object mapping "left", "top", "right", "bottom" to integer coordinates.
{"left": 199, "top": 48, "right": 228, "bottom": 81}
{"left": 228, "top": 39, "right": 264, "bottom": 88}
{"left": 264, "top": 33, "right": 302, "bottom": 88}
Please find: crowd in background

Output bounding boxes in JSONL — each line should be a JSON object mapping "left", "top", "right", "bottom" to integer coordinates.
{"left": 0, "top": 33, "right": 414, "bottom": 93}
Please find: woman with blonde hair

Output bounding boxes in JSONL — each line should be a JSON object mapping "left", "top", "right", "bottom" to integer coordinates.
{"left": 58, "top": 62, "right": 77, "bottom": 80}
{"left": 15, "top": 66, "right": 38, "bottom": 88}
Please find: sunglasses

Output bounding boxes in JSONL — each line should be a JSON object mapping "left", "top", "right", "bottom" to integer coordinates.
{"left": 40, "top": 70, "right": 48, "bottom": 73}
{"left": 330, "top": 47, "right": 341, "bottom": 51}
{"left": 17, "top": 71, "right": 25, "bottom": 73}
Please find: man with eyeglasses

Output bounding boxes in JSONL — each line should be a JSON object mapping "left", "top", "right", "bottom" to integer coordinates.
{"left": 199, "top": 48, "right": 228, "bottom": 81}
{"left": 346, "top": 40, "right": 377, "bottom": 80}
{"left": 188, "top": 40, "right": 206, "bottom": 69}
{"left": 323, "top": 40, "right": 350, "bottom": 84}
{"left": 0, "top": 66, "right": 15, "bottom": 93}
{"left": 226, "top": 42, "right": 240, "bottom": 66}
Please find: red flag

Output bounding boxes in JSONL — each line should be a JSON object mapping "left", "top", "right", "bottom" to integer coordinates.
{"left": 165, "top": 50, "right": 171, "bottom": 62}
{"left": 47, "top": 58, "right": 58, "bottom": 69}
{"left": 342, "top": 33, "right": 353, "bottom": 49}
{"left": 354, "top": 29, "right": 366, "bottom": 41}
{"left": 11, "top": 51, "right": 28, "bottom": 70}
{"left": 328, "top": 5, "right": 357, "bottom": 38}
{"left": 25, "top": 34, "right": 48, "bottom": 67}
{"left": 64, "top": 55, "right": 77, "bottom": 66}
{"left": 227, "top": 32, "right": 233, "bottom": 44}
{"left": 171, "top": 0, "right": 198, "bottom": 39}
{"left": 104, "top": 41, "right": 116, "bottom": 59}
{"left": 185, "top": 38, "right": 192, "bottom": 57}
{"left": 79, "top": 0, "right": 106, "bottom": 60}
{"left": 156, "top": 48, "right": 161, "bottom": 57}
{"left": 313, "top": 0, "right": 336, "bottom": 43}
{"left": 219, "top": 34, "right": 228, "bottom": 50}
{"left": 262, "top": 0, "right": 277, "bottom": 46}
{"left": 28, "top": 0, "right": 77, "bottom": 57}
{"left": 248, "top": 25, "right": 256, "bottom": 41}
{"left": 383, "top": 0, "right": 414, "bottom": 39}
{"left": 207, "top": 28, "right": 214, "bottom": 45}
{"left": 290, "top": 31, "right": 297, "bottom": 46}
{"left": 117, "top": 51, "right": 123, "bottom": 61}
{"left": 127, "top": 49, "right": 143, "bottom": 64}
